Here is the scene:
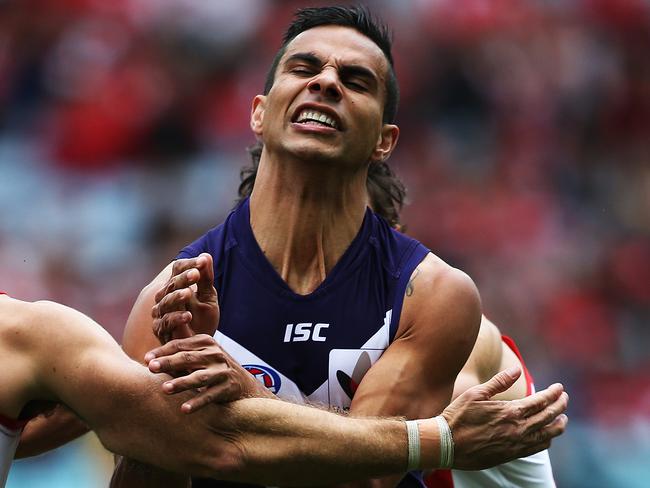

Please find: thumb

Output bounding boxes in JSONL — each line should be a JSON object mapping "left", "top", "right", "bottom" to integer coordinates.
{"left": 472, "top": 367, "right": 521, "bottom": 400}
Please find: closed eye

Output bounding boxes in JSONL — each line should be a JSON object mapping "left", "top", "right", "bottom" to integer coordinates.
{"left": 291, "top": 67, "right": 316, "bottom": 76}
{"left": 344, "top": 80, "right": 368, "bottom": 91}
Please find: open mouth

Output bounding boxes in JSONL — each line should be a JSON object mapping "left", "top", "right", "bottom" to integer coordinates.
{"left": 294, "top": 109, "right": 340, "bottom": 130}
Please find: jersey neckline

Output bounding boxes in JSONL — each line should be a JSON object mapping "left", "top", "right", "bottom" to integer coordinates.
{"left": 232, "top": 198, "right": 375, "bottom": 301}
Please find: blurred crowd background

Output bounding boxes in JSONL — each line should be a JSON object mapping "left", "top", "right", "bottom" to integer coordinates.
{"left": 1, "top": 0, "right": 649, "bottom": 486}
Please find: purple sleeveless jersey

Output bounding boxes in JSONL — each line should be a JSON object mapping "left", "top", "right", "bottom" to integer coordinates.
{"left": 178, "top": 198, "right": 429, "bottom": 488}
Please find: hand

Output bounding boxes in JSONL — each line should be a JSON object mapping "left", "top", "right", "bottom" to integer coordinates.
{"left": 144, "top": 334, "right": 275, "bottom": 413}
{"left": 151, "top": 253, "right": 219, "bottom": 343}
{"left": 441, "top": 367, "right": 569, "bottom": 470}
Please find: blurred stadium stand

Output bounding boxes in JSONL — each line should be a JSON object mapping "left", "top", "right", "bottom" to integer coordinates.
{"left": 1, "top": 0, "right": 648, "bottom": 486}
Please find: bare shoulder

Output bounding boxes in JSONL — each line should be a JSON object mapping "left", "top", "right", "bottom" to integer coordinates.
{"left": 400, "top": 252, "right": 481, "bottom": 342}
{"left": 472, "top": 316, "right": 504, "bottom": 384}
{"left": 0, "top": 296, "right": 66, "bottom": 350}
{"left": 0, "top": 296, "right": 115, "bottom": 413}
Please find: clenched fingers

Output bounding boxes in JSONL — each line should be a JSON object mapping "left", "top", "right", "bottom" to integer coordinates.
{"left": 152, "top": 310, "right": 193, "bottom": 344}
{"left": 155, "top": 262, "right": 203, "bottom": 303}
{"left": 152, "top": 287, "right": 194, "bottom": 319}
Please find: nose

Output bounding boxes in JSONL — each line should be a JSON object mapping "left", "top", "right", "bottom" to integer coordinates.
{"left": 307, "top": 68, "right": 342, "bottom": 101}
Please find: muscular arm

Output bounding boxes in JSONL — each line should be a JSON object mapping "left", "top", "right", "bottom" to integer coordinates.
{"left": 340, "top": 254, "right": 481, "bottom": 487}
{"left": 15, "top": 264, "right": 177, "bottom": 460}
{"left": 115, "top": 262, "right": 189, "bottom": 486}
{"left": 8, "top": 300, "right": 437, "bottom": 485}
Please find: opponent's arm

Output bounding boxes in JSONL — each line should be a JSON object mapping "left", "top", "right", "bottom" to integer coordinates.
{"left": 15, "top": 406, "right": 89, "bottom": 458}
{"left": 15, "top": 300, "right": 435, "bottom": 484}
{"left": 117, "top": 262, "right": 192, "bottom": 486}
{"left": 453, "top": 316, "right": 527, "bottom": 402}
{"left": 13, "top": 285, "right": 203, "bottom": 460}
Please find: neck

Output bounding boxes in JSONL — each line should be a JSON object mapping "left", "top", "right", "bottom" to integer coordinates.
{"left": 249, "top": 151, "right": 369, "bottom": 295}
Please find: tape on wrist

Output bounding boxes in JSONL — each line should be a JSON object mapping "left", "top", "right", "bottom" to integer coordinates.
{"left": 405, "top": 420, "right": 420, "bottom": 471}
{"left": 434, "top": 415, "right": 454, "bottom": 469}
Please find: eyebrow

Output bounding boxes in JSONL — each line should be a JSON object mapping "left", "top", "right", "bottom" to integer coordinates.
{"left": 284, "top": 52, "right": 322, "bottom": 67}
{"left": 284, "top": 52, "right": 379, "bottom": 88}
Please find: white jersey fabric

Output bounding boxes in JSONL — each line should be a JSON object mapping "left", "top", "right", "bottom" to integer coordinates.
{"left": 0, "top": 419, "right": 22, "bottom": 488}
{"left": 452, "top": 449, "right": 555, "bottom": 487}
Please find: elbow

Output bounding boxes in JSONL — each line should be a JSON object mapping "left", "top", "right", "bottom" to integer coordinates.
{"left": 191, "top": 438, "right": 249, "bottom": 481}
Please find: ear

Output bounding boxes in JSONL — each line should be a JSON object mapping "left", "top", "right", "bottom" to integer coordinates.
{"left": 371, "top": 124, "right": 399, "bottom": 162}
{"left": 250, "top": 95, "right": 266, "bottom": 136}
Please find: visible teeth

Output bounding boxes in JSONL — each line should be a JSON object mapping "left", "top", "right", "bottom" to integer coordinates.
{"left": 296, "top": 110, "right": 337, "bottom": 129}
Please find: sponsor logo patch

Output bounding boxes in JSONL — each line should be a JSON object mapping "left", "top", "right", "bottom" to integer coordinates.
{"left": 243, "top": 364, "right": 282, "bottom": 394}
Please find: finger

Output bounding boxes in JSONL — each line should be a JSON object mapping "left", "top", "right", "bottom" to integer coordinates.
{"left": 148, "top": 350, "right": 206, "bottom": 374}
{"left": 516, "top": 383, "right": 564, "bottom": 418}
{"left": 181, "top": 383, "right": 243, "bottom": 414}
{"left": 524, "top": 392, "right": 569, "bottom": 433}
{"left": 145, "top": 334, "right": 217, "bottom": 362}
{"left": 153, "top": 312, "right": 192, "bottom": 345}
{"left": 540, "top": 412, "right": 569, "bottom": 440}
{"left": 156, "top": 269, "right": 201, "bottom": 304}
{"left": 170, "top": 322, "right": 195, "bottom": 341}
{"left": 154, "top": 264, "right": 201, "bottom": 303}
{"left": 152, "top": 310, "right": 191, "bottom": 338}
{"left": 161, "top": 368, "right": 229, "bottom": 394}
{"left": 153, "top": 289, "right": 193, "bottom": 319}
{"left": 520, "top": 413, "right": 569, "bottom": 457}
{"left": 195, "top": 253, "right": 216, "bottom": 300}
{"left": 470, "top": 367, "right": 522, "bottom": 400}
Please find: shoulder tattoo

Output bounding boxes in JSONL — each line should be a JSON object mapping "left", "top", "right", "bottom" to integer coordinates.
{"left": 405, "top": 268, "right": 420, "bottom": 297}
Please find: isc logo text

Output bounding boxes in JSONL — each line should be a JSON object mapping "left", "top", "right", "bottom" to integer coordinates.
{"left": 283, "top": 323, "right": 329, "bottom": 342}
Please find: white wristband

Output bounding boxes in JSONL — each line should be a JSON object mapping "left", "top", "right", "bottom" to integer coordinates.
{"left": 405, "top": 420, "right": 420, "bottom": 471}
{"left": 435, "top": 415, "right": 454, "bottom": 469}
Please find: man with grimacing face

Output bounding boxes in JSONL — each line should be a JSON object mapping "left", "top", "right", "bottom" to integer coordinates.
{"left": 14, "top": 7, "right": 565, "bottom": 488}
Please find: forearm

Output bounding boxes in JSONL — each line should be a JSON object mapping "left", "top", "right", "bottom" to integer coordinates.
{"left": 209, "top": 398, "right": 417, "bottom": 486}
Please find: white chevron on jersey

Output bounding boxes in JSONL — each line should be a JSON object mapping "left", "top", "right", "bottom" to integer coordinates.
{"left": 360, "top": 309, "right": 392, "bottom": 350}
{"left": 322, "top": 309, "right": 392, "bottom": 408}
{"left": 215, "top": 309, "right": 393, "bottom": 409}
